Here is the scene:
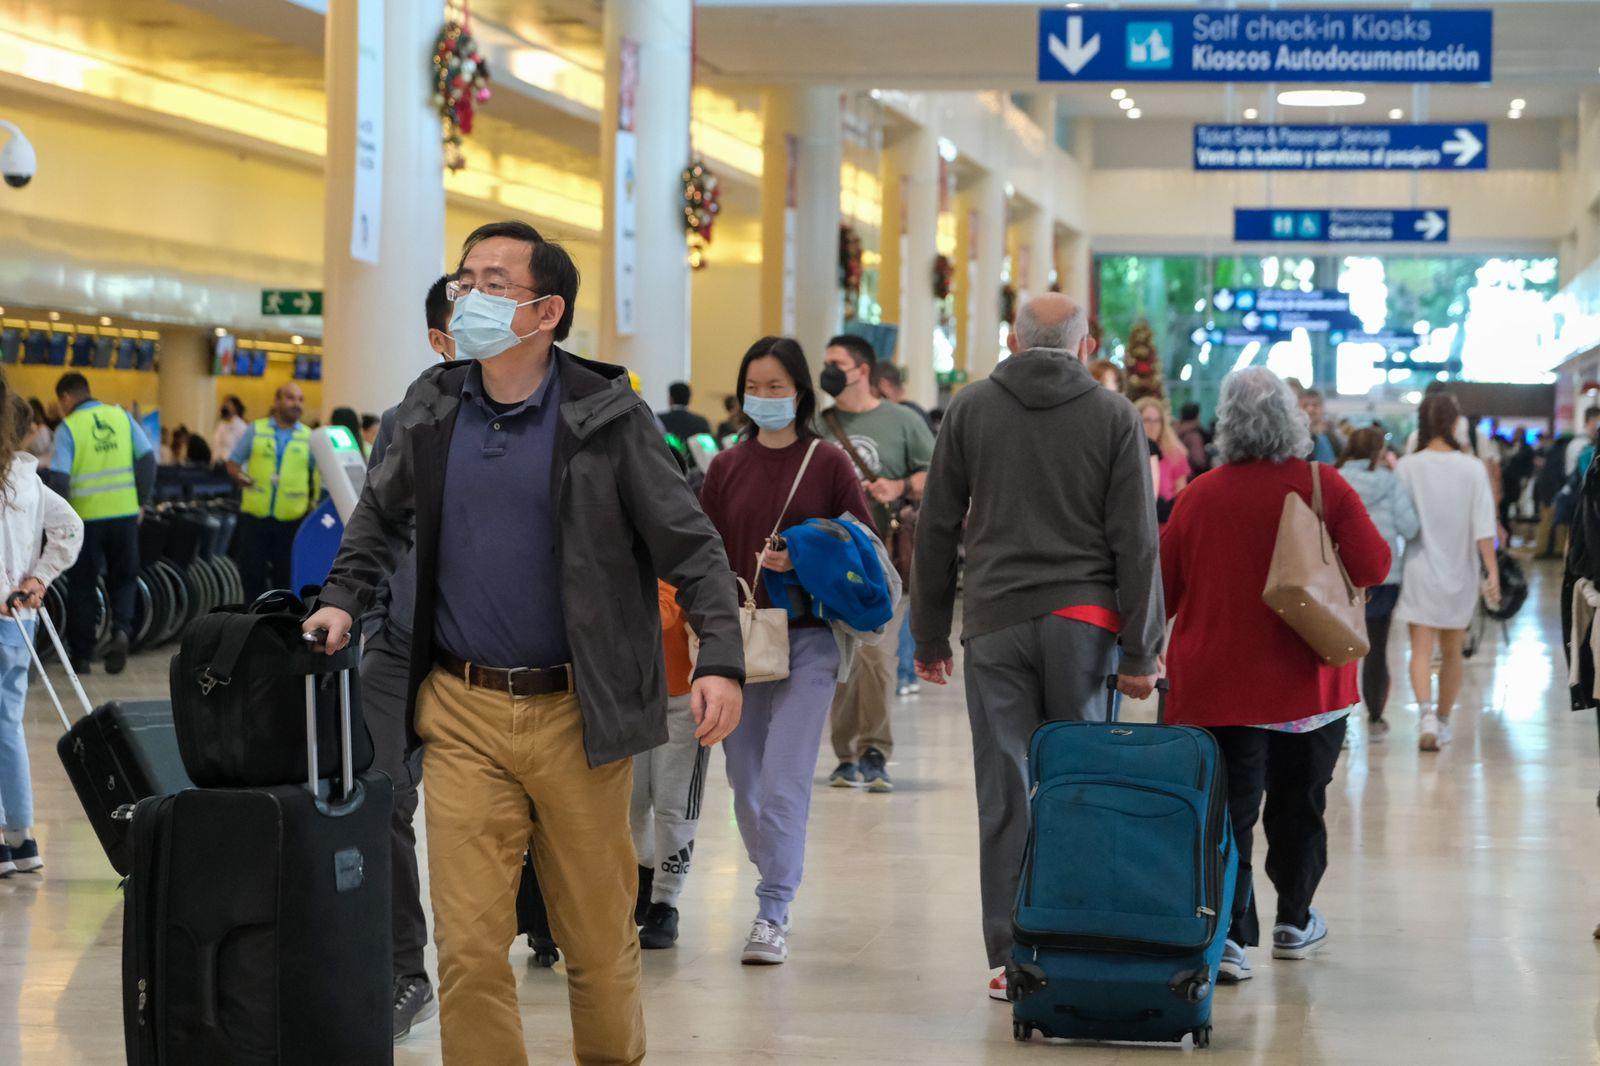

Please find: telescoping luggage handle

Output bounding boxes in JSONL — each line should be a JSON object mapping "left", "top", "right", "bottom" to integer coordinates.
{"left": 1104, "top": 674, "right": 1170, "bottom": 724}
{"left": 302, "top": 629, "right": 356, "bottom": 802}
{"left": 8, "top": 592, "right": 94, "bottom": 733}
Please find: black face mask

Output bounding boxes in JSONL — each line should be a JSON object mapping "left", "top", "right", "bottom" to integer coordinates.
{"left": 819, "top": 364, "right": 849, "bottom": 398}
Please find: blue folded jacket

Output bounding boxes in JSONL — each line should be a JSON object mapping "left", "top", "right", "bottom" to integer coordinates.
{"left": 762, "top": 516, "right": 894, "bottom": 633}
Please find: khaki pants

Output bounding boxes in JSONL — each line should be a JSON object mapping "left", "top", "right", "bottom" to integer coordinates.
{"left": 416, "top": 668, "right": 644, "bottom": 1066}
{"left": 829, "top": 599, "right": 905, "bottom": 762}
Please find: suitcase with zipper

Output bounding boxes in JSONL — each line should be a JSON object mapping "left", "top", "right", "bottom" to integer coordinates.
{"left": 123, "top": 650, "right": 392, "bottom": 1065}
{"left": 1007, "top": 678, "right": 1236, "bottom": 1048}
{"left": 9, "top": 595, "right": 193, "bottom": 876}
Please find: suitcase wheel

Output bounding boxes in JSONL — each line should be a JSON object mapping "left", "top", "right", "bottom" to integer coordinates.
{"left": 1192, "top": 1025, "right": 1212, "bottom": 1049}
{"left": 1012, "top": 1021, "right": 1030, "bottom": 1043}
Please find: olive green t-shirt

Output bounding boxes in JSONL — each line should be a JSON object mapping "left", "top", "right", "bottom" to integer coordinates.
{"left": 818, "top": 401, "right": 936, "bottom": 534}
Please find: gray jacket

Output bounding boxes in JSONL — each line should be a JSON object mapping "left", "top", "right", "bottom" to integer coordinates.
{"left": 1337, "top": 465, "right": 1419, "bottom": 586}
{"left": 317, "top": 350, "right": 744, "bottom": 767}
{"left": 911, "top": 348, "right": 1164, "bottom": 674}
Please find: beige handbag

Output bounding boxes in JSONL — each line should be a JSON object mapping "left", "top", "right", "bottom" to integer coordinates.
{"left": 1262, "top": 463, "right": 1370, "bottom": 667}
{"left": 689, "top": 439, "right": 821, "bottom": 685}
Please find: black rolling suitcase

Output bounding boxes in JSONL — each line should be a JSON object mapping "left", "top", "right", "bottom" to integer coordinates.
{"left": 10, "top": 595, "right": 192, "bottom": 876}
{"left": 124, "top": 659, "right": 393, "bottom": 1065}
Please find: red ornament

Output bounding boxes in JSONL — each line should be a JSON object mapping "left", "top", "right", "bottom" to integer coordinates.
{"left": 1134, "top": 361, "right": 1152, "bottom": 374}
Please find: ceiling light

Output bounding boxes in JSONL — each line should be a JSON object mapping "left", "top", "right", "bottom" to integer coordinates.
{"left": 213, "top": 327, "right": 227, "bottom": 337}
{"left": 869, "top": 89, "right": 882, "bottom": 100}
{"left": 1389, "top": 108, "right": 1404, "bottom": 120}
{"left": 1065, "top": 2, "right": 1083, "bottom": 8}
{"left": 1243, "top": 107, "right": 1259, "bottom": 120}
{"left": 47, "top": 311, "right": 59, "bottom": 321}
{"left": 1508, "top": 109, "right": 1522, "bottom": 119}
{"left": 1110, "top": 88, "right": 1127, "bottom": 101}
{"left": 290, "top": 334, "right": 304, "bottom": 346}
{"left": 1277, "top": 90, "right": 1366, "bottom": 108}
{"left": 1004, "top": 181, "right": 1015, "bottom": 198}
{"left": 937, "top": 137, "right": 958, "bottom": 163}
{"left": 1510, "top": 98, "right": 1526, "bottom": 110}
{"left": 1127, "top": 108, "right": 1142, "bottom": 119}
{"left": 99, "top": 316, "right": 112, "bottom": 326}
{"left": 1118, "top": 97, "right": 1135, "bottom": 110}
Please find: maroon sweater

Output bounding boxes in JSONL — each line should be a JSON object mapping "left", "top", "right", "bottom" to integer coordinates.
{"left": 700, "top": 436, "right": 873, "bottom": 613}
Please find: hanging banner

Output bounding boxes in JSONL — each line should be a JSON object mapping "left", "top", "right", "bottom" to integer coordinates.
{"left": 782, "top": 133, "right": 798, "bottom": 335}
{"left": 1038, "top": 8, "right": 1493, "bottom": 83}
{"left": 349, "top": 0, "right": 385, "bottom": 264}
{"left": 613, "top": 39, "right": 639, "bottom": 336}
{"left": 1195, "top": 123, "right": 1487, "bottom": 171}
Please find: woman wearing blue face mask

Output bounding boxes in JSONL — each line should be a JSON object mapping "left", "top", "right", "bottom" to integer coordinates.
{"left": 698, "top": 337, "right": 872, "bottom": 966}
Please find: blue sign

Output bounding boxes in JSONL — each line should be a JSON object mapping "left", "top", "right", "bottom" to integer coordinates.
{"left": 1234, "top": 208, "right": 1450, "bottom": 244}
{"left": 1039, "top": 9, "right": 1493, "bottom": 83}
{"left": 1196, "top": 123, "right": 1486, "bottom": 171}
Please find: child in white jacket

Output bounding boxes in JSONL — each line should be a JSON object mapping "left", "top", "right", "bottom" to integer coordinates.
{"left": 0, "top": 391, "right": 84, "bottom": 875}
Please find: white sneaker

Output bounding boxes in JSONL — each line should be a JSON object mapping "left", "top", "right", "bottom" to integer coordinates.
{"left": 741, "top": 919, "right": 788, "bottom": 965}
{"left": 1419, "top": 710, "right": 1441, "bottom": 752}
{"left": 1437, "top": 716, "right": 1453, "bottom": 746}
{"left": 1218, "top": 939, "right": 1252, "bottom": 983}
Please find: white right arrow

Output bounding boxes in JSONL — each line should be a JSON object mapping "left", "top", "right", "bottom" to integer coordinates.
{"left": 1414, "top": 210, "right": 1446, "bottom": 241}
{"left": 1048, "top": 15, "right": 1101, "bottom": 76}
{"left": 294, "top": 292, "right": 314, "bottom": 314}
{"left": 1441, "top": 127, "right": 1482, "bottom": 167}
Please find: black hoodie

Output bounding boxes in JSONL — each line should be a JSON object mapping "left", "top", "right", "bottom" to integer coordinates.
{"left": 910, "top": 348, "right": 1164, "bottom": 674}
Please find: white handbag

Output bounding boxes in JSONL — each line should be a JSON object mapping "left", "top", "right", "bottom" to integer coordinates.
{"left": 689, "top": 439, "right": 821, "bottom": 685}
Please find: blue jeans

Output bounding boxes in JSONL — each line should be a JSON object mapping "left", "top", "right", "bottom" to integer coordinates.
{"left": 0, "top": 624, "right": 36, "bottom": 831}
{"left": 895, "top": 602, "right": 916, "bottom": 687}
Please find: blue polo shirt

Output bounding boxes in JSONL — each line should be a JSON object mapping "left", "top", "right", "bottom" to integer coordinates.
{"left": 433, "top": 362, "right": 570, "bottom": 669}
{"left": 49, "top": 400, "right": 155, "bottom": 475}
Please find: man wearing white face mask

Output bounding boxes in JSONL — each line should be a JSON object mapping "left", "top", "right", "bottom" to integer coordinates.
{"left": 304, "top": 222, "right": 745, "bottom": 1066}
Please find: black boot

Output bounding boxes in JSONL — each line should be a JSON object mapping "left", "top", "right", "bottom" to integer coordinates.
{"left": 635, "top": 864, "right": 654, "bottom": 926}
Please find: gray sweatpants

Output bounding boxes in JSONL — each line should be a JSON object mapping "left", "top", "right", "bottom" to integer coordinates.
{"left": 964, "top": 615, "right": 1118, "bottom": 968}
{"left": 630, "top": 694, "right": 707, "bottom": 907}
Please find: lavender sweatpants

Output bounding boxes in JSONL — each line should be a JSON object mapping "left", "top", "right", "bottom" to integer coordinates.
{"left": 721, "top": 627, "right": 841, "bottom": 926}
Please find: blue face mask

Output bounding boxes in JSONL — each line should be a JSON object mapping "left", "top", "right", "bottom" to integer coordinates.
{"left": 448, "top": 289, "right": 551, "bottom": 361}
{"left": 743, "top": 393, "right": 797, "bottom": 432}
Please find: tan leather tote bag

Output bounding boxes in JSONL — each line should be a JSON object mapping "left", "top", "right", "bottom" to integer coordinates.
{"left": 1262, "top": 463, "right": 1370, "bottom": 667}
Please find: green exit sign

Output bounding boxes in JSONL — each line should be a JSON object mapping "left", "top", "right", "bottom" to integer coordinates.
{"left": 261, "top": 289, "right": 323, "bottom": 316}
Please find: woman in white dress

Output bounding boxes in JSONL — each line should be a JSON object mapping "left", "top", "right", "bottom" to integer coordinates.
{"left": 1395, "top": 392, "right": 1500, "bottom": 752}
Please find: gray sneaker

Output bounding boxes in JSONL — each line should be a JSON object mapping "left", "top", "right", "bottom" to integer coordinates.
{"left": 741, "top": 919, "right": 788, "bottom": 965}
{"left": 1217, "top": 939, "right": 1252, "bottom": 983}
{"left": 1272, "top": 909, "right": 1329, "bottom": 960}
{"left": 859, "top": 747, "right": 893, "bottom": 793}
{"left": 828, "top": 762, "right": 861, "bottom": 788}
{"left": 392, "top": 974, "right": 437, "bottom": 1042}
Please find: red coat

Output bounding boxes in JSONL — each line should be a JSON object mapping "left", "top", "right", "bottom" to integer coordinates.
{"left": 1160, "top": 459, "right": 1391, "bottom": 728}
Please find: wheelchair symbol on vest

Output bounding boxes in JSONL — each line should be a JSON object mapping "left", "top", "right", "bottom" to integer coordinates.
{"left": 90, "top": 412, "right": 119, "bottom": 454}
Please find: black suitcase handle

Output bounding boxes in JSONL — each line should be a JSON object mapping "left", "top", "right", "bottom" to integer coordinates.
{"left": 1103, "top": 674, "right": 1169, "bottom": 724}
{"left": 301, "top": 631, "right": 356, "bottom": 803}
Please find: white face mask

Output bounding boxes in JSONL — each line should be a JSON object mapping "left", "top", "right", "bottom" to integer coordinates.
{"left": 448, "top": 289, "right": 552, "bottom": 361}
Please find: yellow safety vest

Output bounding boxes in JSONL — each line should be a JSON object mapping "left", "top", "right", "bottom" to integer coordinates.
{"left": 240, "top": 419, "right": 317, "bottom": 521}
{"left": 63, "top": 404, "right": 139, "bottom": 521}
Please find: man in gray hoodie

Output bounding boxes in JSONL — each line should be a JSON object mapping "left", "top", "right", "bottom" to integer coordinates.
{"left": 910, "top": 293, "right": 1163, "bottom": 1000}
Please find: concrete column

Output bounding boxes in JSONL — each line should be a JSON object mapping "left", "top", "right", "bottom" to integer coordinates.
{"left": 967, "top": 169, "right": 1007, "bottom": 380}
{"left": 760, "top": 87, "right": 843, "bottom": 367}
{"left": 884, "top": 123, "right": 940, "bottom": 408}
{"left": 601, "top": 0, "right": 692, "bottom": 409}
{"left": 1059, "top": 227, "right": 1092, "bottom": 305}
{"left": 157, "top": 326, "right": 224, "bottom": 434}
{"left": 1022, "top": 204, "right": 1055, "bottom": 301}
{"left": 321, "top": 0, "right": 445, "bottom": 417}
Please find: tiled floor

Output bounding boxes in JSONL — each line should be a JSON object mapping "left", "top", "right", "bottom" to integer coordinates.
{"left": 3, "top": 561, "right": 1599, "bottom": 1063}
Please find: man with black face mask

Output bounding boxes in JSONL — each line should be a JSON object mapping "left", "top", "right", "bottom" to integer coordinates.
{"left": 816, "top": 334, "right": 935, "bottom": 793}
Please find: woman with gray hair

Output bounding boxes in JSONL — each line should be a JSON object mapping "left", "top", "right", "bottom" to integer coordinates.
{"left": 1159, "top": 367, "right": 1389, "bottom": 983}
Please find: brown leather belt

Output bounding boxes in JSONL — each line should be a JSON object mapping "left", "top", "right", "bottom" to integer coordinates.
{"left": 435, "top": 651, "right": 574, "bottom": 698}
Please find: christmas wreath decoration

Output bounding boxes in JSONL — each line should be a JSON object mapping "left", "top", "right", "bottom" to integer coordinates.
{"left": 432, "top": 7, "right": 492, "bottom": 171}
{"left": 932, "top": 254, "right": 955, "bottom": 301}
{"left": 839, "top": 225, "right": 864, "bottom": 298}
{"left": 682, "top": 159, "right": 721, "bottom": 242}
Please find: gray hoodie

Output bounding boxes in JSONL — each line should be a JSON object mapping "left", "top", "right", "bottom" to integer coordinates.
{"left": 910, "top": 348, "right": 1164, "bottom": 674}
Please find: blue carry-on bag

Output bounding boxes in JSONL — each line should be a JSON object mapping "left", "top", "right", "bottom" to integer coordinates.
{"left": 1008, "top": 678, "right": 1237, "bottom": 1048}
